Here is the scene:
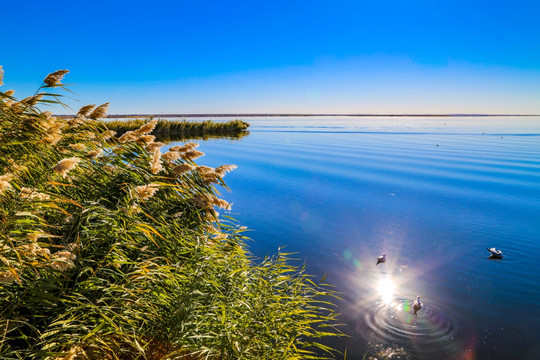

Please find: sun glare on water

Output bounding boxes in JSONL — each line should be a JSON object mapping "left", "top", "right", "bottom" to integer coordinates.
{"left": 377, "top": 278, "right": 396, "bottom": 304}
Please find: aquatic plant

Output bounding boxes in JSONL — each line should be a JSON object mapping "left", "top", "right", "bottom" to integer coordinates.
{"left": 101, "top": 118, "right": 250, "bottom": 141}
{"left": 0, "top": 69, "right": 341, "bottom": 359}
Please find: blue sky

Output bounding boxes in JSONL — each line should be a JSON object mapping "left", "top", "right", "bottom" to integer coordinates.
{"left": 2, "top": 0, "right": 540, "bottom": 114}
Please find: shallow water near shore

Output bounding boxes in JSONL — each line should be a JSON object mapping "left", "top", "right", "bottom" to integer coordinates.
{"left": 166, "top": 116, "right": 540, "bottom": 359}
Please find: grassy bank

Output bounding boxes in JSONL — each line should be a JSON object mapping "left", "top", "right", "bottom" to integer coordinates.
{"left": 0, "top": 68, "right": 341, "bottom": 359}
{"left": 103, "top": 118, "right": 250, "bottom": 140}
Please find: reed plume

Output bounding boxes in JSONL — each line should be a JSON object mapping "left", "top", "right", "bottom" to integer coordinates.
{"left": 77, "top": 104, "right": 96, "bottom": 118}
{"left": 4, "top": 89, "right": 15, "bottom": 96}
{"left": 0, "top": 173, "right": 13, "bottom": 195}
{"left": 43, "top": 69, "right": 69, "bottom": 87}
{"left": 86, "top": 149, "right": 103, "bottom": 158}
{"left": 170, "top": 142, "right": 199, "bottom": 153}
{"left": 181, "top": 150, "right": 204, "bottom": 161}
{"left": 49, "top": 251, "right": 76, "bottom": 271}
{"left": 20, "top": 187, "right": 50, "bottom": 200}
{"left": 172, "top": 164, "right": 194, "bottom": 175}
{"left": 52, "top": 157, "right": 81, "bottom": 178}
{"left": 68, "top": 143, "right": 86, "bottom": 151}
{"left": 216, "top": 164, "right": 237, "bottom": 177}
{"left": 135, "top": 135, "right": 155, "bottom": 145}
{"left": 0, "top": 270, "right": 17, "bottom": 284}
{"left": 118, "top": 130, "right": 137, "bottom": 143}
{"left": 150, "top": 149, "right": 163, "bottom": 174}
{"left": 135, "top": 183, "right": 160, "bottom": 200}
{"left": 145, "top": 141, "right": 164, "bottom": 154}
{"left": 134, "top": 119, "right": 158, "bottom": 135}
{"left": 88, "top": 102, "right": 109, "bottom": 120}
{"left": 161, "top": 150, "right": 181, "bottom": 163}
{"left": 0, "top": 65, "right": 3, "bottom": 86}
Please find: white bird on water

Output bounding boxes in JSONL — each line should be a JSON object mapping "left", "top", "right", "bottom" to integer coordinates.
{"left": 412, "top": 296, "right": 422, "bottom": 317}
{"left": 376, "top": 253, "right": 386, "bottom": 265}
{"left": 487, "top": 247, "right": 504, "bottom": 259}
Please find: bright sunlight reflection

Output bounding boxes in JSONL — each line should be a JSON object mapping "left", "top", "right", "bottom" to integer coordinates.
{"left": 377, "top": 278, "right": 395, "bottom": 304}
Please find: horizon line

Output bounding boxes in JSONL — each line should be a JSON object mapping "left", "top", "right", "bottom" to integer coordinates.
{"left": 57, "top": 113, "right": 540, "bottom": 118}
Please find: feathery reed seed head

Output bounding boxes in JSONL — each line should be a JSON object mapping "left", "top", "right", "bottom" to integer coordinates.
{"left": 150, "top": 149, "right": 163, "bottom": 174}
{"left": 53, "top": 157, "right": 81, "bottom": 178}
{"left": 88, "top": 102, "right": 109, "bottom": 120}
{"left": 172, "top": 164, "right": 194, "bottom": 175}
{"left": 135, "top": 183, "right": 160, "bottom": 200}
{"left": 146, "top": 142, "right": 164, "bottom": 154}
{"left": 162, "top": 150, "right": 181, "bottom": 163}
{"left": 0, "top": 270, "right": 17, "bottom": 284}
{"left": 86, "top": 149, "right": 103, "bottom": 158}
{"left": 134, "top": 119, "right": 158, "bottom": 135}
{"left": 170, "top": 142, "right": 199, "bottom": 153}
{"left": 44, "top": 69, "right": 69, "bottom": 86}
{"left": 77, "top": 104, "right": 96, "bottom": 117}
{"left": 4, "top": 90, "right": 15, "bottom": 96}
{"left": 182, "top": 150, "right": 204, "bottom": 161}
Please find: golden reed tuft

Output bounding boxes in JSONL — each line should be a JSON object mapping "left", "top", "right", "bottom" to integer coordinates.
{"left": 43, "top": 69, "right": 69, "bottom": 87}
{"left": 88, "top": 102, "right": 109, "bottom": 120}
{"left": 4, "top": 89, "right": 15, "bottom": 96}
{"left": 150, "top": 149, "right": 163, "bottom": 174}
{"left": 161, "top": 150, "right": 181, "bottom": 163}
{"left": 86, "top": 149, "right": 103, "bottom": 158}
{"left": 0, "top": 65, "right": 3, "bottom": 86}
{"left": 135, "top": 183, "right": 160, "bottom": 200}
{"left": 181, "top": 150, "right": 204, "bottom": 161}
{"left": 172, "top": 164, "right": 194, "bottom": 175}
{"left": 52, "top": 157, "right": 81, "bottom": 178}
{"left": 134, "top": 119, "right": 158, "bottom": 136}
{"left": 170, "top": 142, "right": 199, "bottom": 153}
{"left": 77, "top": 104, "right": 96, "bottom": 118}
{"left": 0, "top": 173, "right": 13, "bottom": 195}
{"left": 215, "top": 164, "right": 237, "bottom": 177}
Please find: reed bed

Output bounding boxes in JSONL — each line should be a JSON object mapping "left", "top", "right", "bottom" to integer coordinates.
{"left": 0, "top": 69, "right": 341, "bottom": 359}
{"left": 103, "top": 118, "right": 250, "bottom": 139}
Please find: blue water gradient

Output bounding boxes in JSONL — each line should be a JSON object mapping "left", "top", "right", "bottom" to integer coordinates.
{"left": 167, "top": 116, "right": 540, "bottom": 359}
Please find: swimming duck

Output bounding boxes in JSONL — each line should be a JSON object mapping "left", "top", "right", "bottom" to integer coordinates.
{"left": 376, "top": 253, "right": 386, "bottom": 265}
{"left": 487, "top": 247, "right": 504, "bottom": 259}
{"left": 412, "top": 296, "right": 422, "bottom": 317}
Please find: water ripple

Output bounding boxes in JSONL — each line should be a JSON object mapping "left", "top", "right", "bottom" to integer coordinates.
{"left": 362, "top": 298, "right": 463, "bottom": 357}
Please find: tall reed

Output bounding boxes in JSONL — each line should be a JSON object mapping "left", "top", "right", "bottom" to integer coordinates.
{"left": 102, "top": 118, "right": 250, "bottom": 140}
{"left": 0, "top": 69, "right": 341, "bottom": 359}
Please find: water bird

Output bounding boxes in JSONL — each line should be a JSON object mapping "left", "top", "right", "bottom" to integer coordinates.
{"left": 412, "top": 296, "right": 422, "bottom": 316}
{"left": 487, "top": 247, "right": 504, "bottom": 259}
{"left": 376, "top": 253, "right": 386, "bottom": 265}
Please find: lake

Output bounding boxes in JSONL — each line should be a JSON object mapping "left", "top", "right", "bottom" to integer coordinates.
{"left": 165, "top": 116, "right": 540, "bottom": 359}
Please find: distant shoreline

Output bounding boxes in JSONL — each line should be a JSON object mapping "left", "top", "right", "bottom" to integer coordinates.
{"left": 56, "top": 113, "right": 540, "bottom": 118}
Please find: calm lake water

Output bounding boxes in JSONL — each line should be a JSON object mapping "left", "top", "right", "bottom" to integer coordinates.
{"left": 166, "top": 116, "right": 540, "bottom": 359}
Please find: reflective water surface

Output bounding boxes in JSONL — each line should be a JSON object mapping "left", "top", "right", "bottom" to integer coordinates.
{"left": 166, "top": 116, "right": 540, "bottom": 359}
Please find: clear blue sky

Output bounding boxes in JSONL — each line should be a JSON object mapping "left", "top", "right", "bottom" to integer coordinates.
{"left": 2, "top": 0, "right": 540, "bottom": 114}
